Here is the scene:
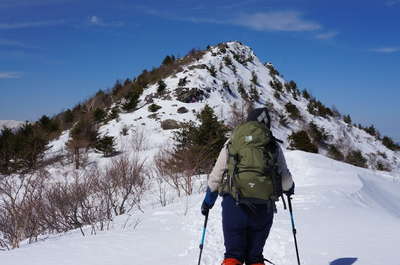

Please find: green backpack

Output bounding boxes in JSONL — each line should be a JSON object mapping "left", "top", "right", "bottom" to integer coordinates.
{"left": 219, "top": 121, "right": 282, "bottom": 203}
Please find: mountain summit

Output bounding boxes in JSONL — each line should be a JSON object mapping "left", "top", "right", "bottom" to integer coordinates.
{"left": 56, "top": 41, "right": 397, "bottom": 172}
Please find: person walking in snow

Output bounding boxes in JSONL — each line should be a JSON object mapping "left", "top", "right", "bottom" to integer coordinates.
{"left": 201, "top": 108, "right": 295, "bottom": 265}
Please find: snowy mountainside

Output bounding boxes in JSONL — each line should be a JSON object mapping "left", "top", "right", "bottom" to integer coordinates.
{"left": 2, "top": 151, "right": 399, "bottom": 265}
{"left": 48, "top": 41, "right": 399, "bottom": 173}
{"left": 0, "top": 120, "right": 24, "bottom": 130}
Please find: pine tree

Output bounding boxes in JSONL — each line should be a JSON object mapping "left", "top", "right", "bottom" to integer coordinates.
{"left": 288, "top": 130, "right": 318, "bottom": 153}
{"left": 173, "top": 105, "right": 228, "bottom": 172}
{"left": 157, "top": 80, "right": 167, "bottom": 94}
{"left": 343, "top": 114, "right": 352, "bottom": 124}
{"left": 95, "top": 135, "right": 117, "bottom": 157}
{"left": 93, "top": 108, "right": 107, "bottom": 123}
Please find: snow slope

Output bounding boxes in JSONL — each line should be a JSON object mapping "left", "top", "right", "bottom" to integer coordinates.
{"left": 0, "top": 120, "right": 24, "bottom": 130}
{"left": 45, "top": 41, "right": 400, "bottom": 174}
{"left": 2, "top": 151, "right": 399, "bottom": 265}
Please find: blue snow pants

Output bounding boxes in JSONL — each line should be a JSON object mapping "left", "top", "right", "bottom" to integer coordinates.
{"left": 222, "top": 195, "right": 274, "bottom": 264}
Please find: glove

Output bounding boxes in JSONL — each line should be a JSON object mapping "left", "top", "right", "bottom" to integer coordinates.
{"left": 201, "top": 187, "right": 218, "bottom": 216}
{"left": 284, "top": 183, "right": 295, "bottom": 197}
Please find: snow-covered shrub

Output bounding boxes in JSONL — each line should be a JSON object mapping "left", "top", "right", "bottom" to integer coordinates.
{"left": 266, "top": 63, "right": 280, "bottom": 77}
{"left": 327, "top": 144, "right": 344, "bottom": 161}
{"left": 251, "top": 71, "right": 259, "bottom": 86}
{"left": 308, "top": 122, "right": 329, "bottom": 146}
{"left": 237, "top": 81, "right": 249, "bottom": 100}
{"left": 285, "top": 102, "right": 301, "bottom": 120}
{"left": 207, "top": 65, "right": 217, "bottom": 77}
{"left": 178, "top": 77, "right": 188, "bottom": 86}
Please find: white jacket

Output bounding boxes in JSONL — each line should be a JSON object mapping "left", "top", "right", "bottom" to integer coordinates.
{"left": 208, "top": 140, "right": 294, "bottom": 192}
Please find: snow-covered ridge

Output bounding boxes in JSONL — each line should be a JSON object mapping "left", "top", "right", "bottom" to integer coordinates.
{"left": 57, "top": 40, "right": 398, "bottom": 173}
{"left": 0, "top": 120, "right": 24, "bottom": 130}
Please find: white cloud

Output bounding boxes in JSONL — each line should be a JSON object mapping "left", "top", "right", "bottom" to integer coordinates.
{"left": 315, "top": 31, "right": 339, "bottom": 40}
{"left": 0, "top": 72, "right": 22, "bottom": 79}
{"left": 88, "top": 16, "right": 123, "bottom": 27}
{"left": 386, "top": 0, "right": 400, "bottom": 6}
{"left": 233, "top": 11, "right": 321, "bottom": 32}
{"left": 370, "top": 47, "right": 400, "bottom": 53}
{"left": 0, "top": 20, "right": 64, "bottom": 30}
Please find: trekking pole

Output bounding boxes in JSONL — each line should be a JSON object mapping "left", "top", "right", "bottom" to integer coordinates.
{"left": 287, "top": 195, "right": 301, "bottom": 265}
{"left": 197, "top": 211, "right": 209, "bottom": 265}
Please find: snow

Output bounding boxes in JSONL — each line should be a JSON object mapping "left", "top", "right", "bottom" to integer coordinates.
{"left": 0, "top": 120, "right": 24, "bottom": 130}
{"left": 1, "top": 151, "right": 399, "bottom": 265}
{"left": 43, "top": 41, "right": 400, "bottom": 173}
{"left": 2, "top": 41, "right": 400, "bottom": 264}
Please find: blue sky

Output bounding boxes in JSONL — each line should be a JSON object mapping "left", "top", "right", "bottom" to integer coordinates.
{"left": 0, "top": 0, "right": 399, "bottom": 141}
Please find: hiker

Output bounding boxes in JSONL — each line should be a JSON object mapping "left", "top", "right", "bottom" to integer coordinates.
{"left": 201, "top": 107, "right": 295, "bottom": 265}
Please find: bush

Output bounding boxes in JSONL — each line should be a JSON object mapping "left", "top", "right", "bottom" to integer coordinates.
{"left": 364, "top": 125, "right": 378, "bottom": 137}
{"left": 38, "top": 115, "right": 59, "bottom": 132}
{"left": 63, "top": 109, "right": 74, "bottom": 124}
{"left": 309, "top": 122, "right": 328, "bottom": 145}
{"left": 0, "top": 123, "right": 49, "bottom": 174}
{"left": 207, "top": 65, "right": 217, "bottom": 77}
{"left": 175, "top": 87, "right": 206, "bottom": 103}
{"left": 285, "top": 102, "right": 301, "bottom": 120}
{"left": 157, "top": 80, "right": 167, "bottom": 94}
{"left": 345, "top": 150, "right": 367, "bottom": 168}
{"left": 302, "top": 89, "right": 311, "bottom": 100}
{"left": 376, "top": 161, "right": 390, "bottom": 171}
{"left": 66, "top": 119, "right": 98, "bottom": 169}
{"left": 343, "top": 114, "right": 352, "bottom": 125}
{"left": 173, "top": 105, "right": 228, "bottom": 173}
{"left": 223, "top": 56, "right": 233, "bottom": 66}
{"left": 307, "top": 99, "right": 333, "bottom": 118}
{"left": 162, "top": 55, "right": 175, "bottom": 65}
{"left": 237, "top": 81, "right": 248, "bottom": 100}
{"left": 327, "top": 144, "right": 344, "bottom": 161}
{"left": 122, "top": 87, "right": 143, "bottom": 112}
{"left": 107, "top": 106, "right": 120, "bottom": 121}
{"left": 93, "top": 108, "right": 107, "bottom": 123}
{"left": 178, "top": 77, "right": 188, "bottom": 86}
{"left": 269, "top": 80, "right": 283, "bottom": 92}
{"left": 279, "top": 114, "right": 289, "bottom": 127}
{"left": 382, "top": 136, "right": 399, "bottom": 151}
{"left": 249, "top": 85, "right": 259, "bottom": 102}
{"left": 266, "top": 64, "right": 279, "bottom": 76}
{"left": 288, "top": 130, "right": 318, "bottom": 153}
{"left": 95, "top": 135, "right": 117, "bottom": 157}
{"left": 251, "top": 71, "right": 259, "bottom": 86}
{"left": 148, "top": 104, "right": 162, "bottom": 112}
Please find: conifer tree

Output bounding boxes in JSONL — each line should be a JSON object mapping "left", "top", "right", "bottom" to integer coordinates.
{"left": 157, "top": 80, "right": 167, "bottom": 94}
{"left": 173, "top": 105, "right": 228, "bottom": 172}
{"left": 95, "top": 135, "right": 117, "bottom": 157}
